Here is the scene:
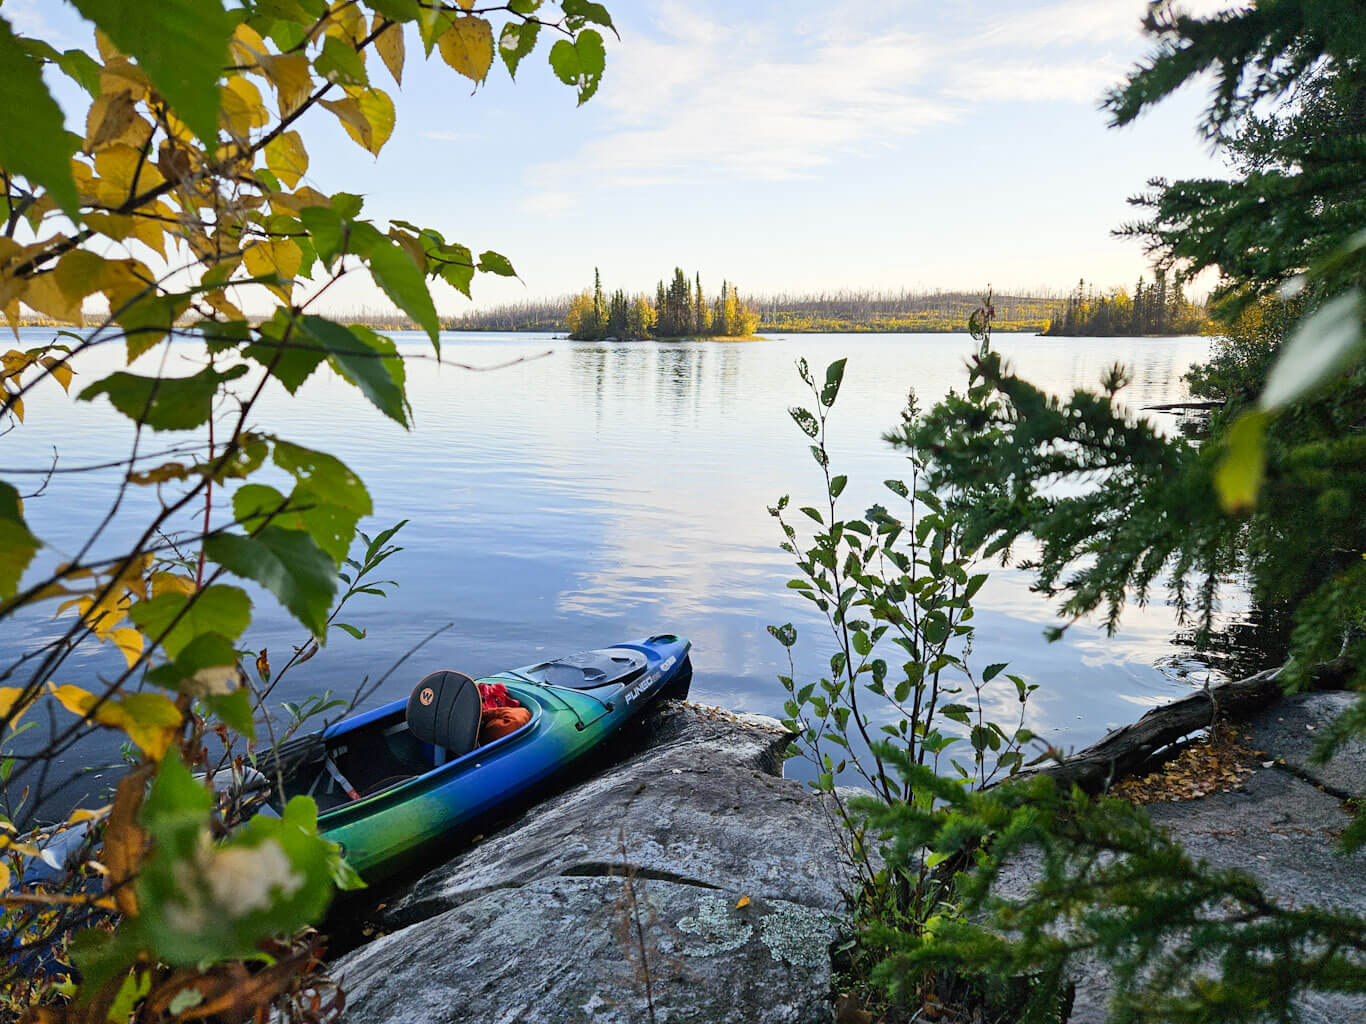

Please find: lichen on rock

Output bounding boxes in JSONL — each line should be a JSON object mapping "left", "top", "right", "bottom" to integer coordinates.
{"left": 676, "top": 895, "right": 753, "bottom": 957}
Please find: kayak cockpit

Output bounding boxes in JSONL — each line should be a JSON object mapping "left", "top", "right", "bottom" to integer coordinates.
{"left": 263, "top": 675, "right": 542, "bottom": 815}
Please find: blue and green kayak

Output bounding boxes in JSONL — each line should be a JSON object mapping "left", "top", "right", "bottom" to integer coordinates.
{"left": 262, "top": 633, "right": 692, "bottom": 880}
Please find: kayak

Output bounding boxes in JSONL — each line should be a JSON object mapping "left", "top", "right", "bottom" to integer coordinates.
{"left": 257, "top": 633, "right": 692, "bottom": 880}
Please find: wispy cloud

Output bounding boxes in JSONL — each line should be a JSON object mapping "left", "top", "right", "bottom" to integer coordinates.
{"left": 522, "top": 0, "right": 1189, "bottom": 197}
{"left": 421, "top": 130, "right": 469, "bottom": 142}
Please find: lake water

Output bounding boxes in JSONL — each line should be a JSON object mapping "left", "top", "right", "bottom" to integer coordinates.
{"left": 2, "top": 328, "right": 1243, "bottom": 803}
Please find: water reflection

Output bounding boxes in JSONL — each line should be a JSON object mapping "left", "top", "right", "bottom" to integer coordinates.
{"left": 1, "top": 329, "right": 1263, "bottom": 804}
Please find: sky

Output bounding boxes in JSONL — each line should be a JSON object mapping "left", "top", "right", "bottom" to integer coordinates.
{"left": 10, "top": 0, "right": 1236, "bottom": 315}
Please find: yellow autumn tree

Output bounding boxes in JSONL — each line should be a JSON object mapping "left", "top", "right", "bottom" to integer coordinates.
{"left": 0, "top": 1, "right": 614, "bottom": 1019}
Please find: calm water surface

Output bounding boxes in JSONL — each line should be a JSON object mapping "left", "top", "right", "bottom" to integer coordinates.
{"left": 3, "top": 328, "right": 1238, "bottom": 797}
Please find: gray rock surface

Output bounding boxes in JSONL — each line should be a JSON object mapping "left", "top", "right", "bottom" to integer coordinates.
{"left": 1057, "top": 693, "right": 1366, "bottom": 1024}
{"left": 334, "top": 701, "right": 846, "bottom": 1024}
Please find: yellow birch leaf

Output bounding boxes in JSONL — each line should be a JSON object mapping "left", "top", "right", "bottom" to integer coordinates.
{"left": 3, "top": 300, "right": 18, "bottom": 337}
{"left": 388, "top": 228, "right": 426, "bottom": 270}
{"left": 55, "top": 249, "right": 107, "bottom": 306}
{"left": 93, "top": 144, "right": 163, "bottom": 201}
{"left": 69, "top": 805, "right": 112, "bottom": 824}
{"left": 5, "top": 392, "right": 23, "bottom": 423}
{"left": 204, "top": 290, "right": 245, "bottom": 321}
{"left": 243, "top": 238, "right": 303, "bottom": 300}
{"left": 95, "top": 30, "right": 120, "bottom": 62}
{"left": 48, "top": 682, "right": 98, "bottom": 717}
{"left": 22, "top": 272, "right": 84, "bottom": 324}
{"left": 99, "top": 57, "right": 148, "bottom": 101}
{"left": 2, "top": 348, "right": 34, "bottom": 377}
{"left": 320, "top": 96, "right": 370, "bottom": 151}
{"left": 39, "top": 356, "right": 75, "bottom": 393}
{"left": 272, "top": 186, "right": 331, "bottom": 215}
{"left": 0, "top": 686, "right": 37, "bottom": 724}
{"left": 84, "top": 212, "right": 135, "bottom": 243}
{"left": 128, "top": 211, "right": 168, "bottom": 260}
{"left": 735, "top": 895, "right": 751, "bottom": 908}
{"left": 437, "top": 16, "right": 493, "bottom": 84}
{"left": 262, "top": 53, "right": 313, "bottom": 118}
{"left": 98, "top": 258, "right": 153, "bottom": 315}
{"left": 47, "top": 683, "right": 182, "bottom": 761}
{"left": 230, "top": 22, "right": 270, "bottom": 69}
{"left": 150, "top": 572, "right": 196, "bottom": 598}
{"left": 265, "top": 131, "right": 309, "bottom": 189}
{"left": 108, "top": 627, "right": 144, "bottom": 668}
{"left": 374, "top": 15, "right": 405, "bottom": 86}
{"left": 0, "top": 860, "right": 9, "bottom": 891}
{"left": 85, "top": 91, "right": 138, "bottom": 153}
{"left": 220, "top": 76, "right": 269, "bottom": 139}
{"left": 70, "top": 159, "right": 98, "bottom": 203}
{"left": 326, "top": 2, "right": 368, "bottom": 47}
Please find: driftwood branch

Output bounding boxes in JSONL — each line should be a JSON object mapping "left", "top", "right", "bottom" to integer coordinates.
{"left": 1141, "top": 400, "right": 1225, "bottom": 411}
{"left": 1022, "top": 661, "right": 1350, "bottom": 795}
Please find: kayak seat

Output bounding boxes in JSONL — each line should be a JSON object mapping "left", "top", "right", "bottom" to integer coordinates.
{"left": 407, "top": 670, "right": 481, "bottom": 762}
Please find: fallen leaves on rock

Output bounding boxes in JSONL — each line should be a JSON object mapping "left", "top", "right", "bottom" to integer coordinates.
{"left": 1110, "top": 725, "right": 1259, "bottom": 805}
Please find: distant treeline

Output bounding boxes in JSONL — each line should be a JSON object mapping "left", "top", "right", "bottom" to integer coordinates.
{"left": 1042, "top": 273, "right": 1208, "bottom": 336}
{"left": 753, "top": 289, "right": 1061, "bottom": 333}
{"left": 328, "top": 277, "right": 1211, "bottom": 337}
{"left": 566, "top": 267, "right": 759, "bottom": 340}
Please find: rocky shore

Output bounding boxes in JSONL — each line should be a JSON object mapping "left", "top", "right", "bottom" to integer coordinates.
{"left": 329, "top": 691, "right": 1366, "bottom": 1024}
{"left": 332, "top": 701, "right": 848, "bottom": 1024}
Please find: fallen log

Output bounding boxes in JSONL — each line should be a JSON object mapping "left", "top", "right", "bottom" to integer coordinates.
{"left": 1023, "top": 661, "right": 1350, "bottom": 795}
{"left": 1141, "top": 400, "right": 1225, "bottom": 411}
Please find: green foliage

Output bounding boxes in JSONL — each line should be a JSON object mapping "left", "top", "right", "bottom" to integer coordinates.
{"left": 856, "top": 750, "right": 1366, "bottom": 1024}
{"left": 0, "top": 1, "right": 614, "bottom": 1018}
{"left": 0, "top": 19, "right": 78, "bottom": 215}
{"left": 71, "top": 0, "right": 234, "bottom": 144}
{"left": 865, "top": 4, "right": 1366, "bottom": 1019}
{"left": 770, "top": 357, "right": 1035, "bottom": 1003}
{"left": 1042, "top": 271, "right": 1207, "bottom": 337}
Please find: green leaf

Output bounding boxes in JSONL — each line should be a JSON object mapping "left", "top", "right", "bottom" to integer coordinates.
{"left": 272, "top": 440, "right": 372, "bottom": 515}
{"left": 299, "top": 206, "right": 346, "bottom": 267}
{"left": 350, "top": 224, "right": 440, "bottom": 344}
{"left": 368, "top": 0, "right": 421, "bottom": 20}
{"left": 923, "top": 611, "right": 950, "bottom": 646}
{"left": 561, "top": 0, "right": 614, "bottom": 31}
{"left": 820, "top": 358, "right": 847, "bottom": 407}
{"left": 0, "top": 481, "right": 40, "bottom": 600}
{"left": 498, "top": 20, "right": 539, "bottom": 79}
{"left": 0, "top": 18, "right": 79, "bottom": 214}
{"left": 78, "top": 365, "right": 249, "bottom": 432}
{"left": 206, "top": 688, "right": 255, "bottom": 737}
{"left": 829, "top": 474, "right": 847, "bottom": 499}
{"left": 547, "top": 28, "right": 605, "bottom": 105}
{"left": 57, "top": 48, "right": 103, "bottom": 98}
{"left": 243, "top": 314, "right": 325, "bottom": 394}
{"left": 234, "top": 482, "right": 359, "bottom": 565}
{"left": 476, "top": 250, "right": 517, "bottom": 277}
{"left": 315, "top": 34, "right": 368, "bottom": 87}
{"left": 205, "top": 526, "right": 338, "bottom": 638}
{"left": 1259, "top": 288, "right": 1364, "bottom": 410}
{"left": 130, "top": 585, "right": 252, "bottom": 659}
{"left": 789, "top": 406, "right": 819, "bottom": 438}
{"left": 297, "top": 315, "right": 409, "bottom": 426}
{"left": 69, "top": 0, "right": 234, "bottom": 146}
{"left": 1214, "top": 409, "right": 1269, "bottom": 514}
{"left": 982, "top": 662, "right": 1007, "bottom": 683}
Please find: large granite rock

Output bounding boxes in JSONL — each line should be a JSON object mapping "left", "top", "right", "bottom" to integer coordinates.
{"left": 1037, "top": 693, "right": 1366, "bottom": 1024}
{"left": 333, "top": 702, "right": 847, "bottom": 1024}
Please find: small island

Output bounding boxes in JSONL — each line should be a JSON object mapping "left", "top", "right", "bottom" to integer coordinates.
{"left": 564, "top": 267, "right": 760, "bottom": 341}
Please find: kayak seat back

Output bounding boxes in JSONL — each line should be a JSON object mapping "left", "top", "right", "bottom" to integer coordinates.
{"left": 406, "top": 670, "right": 481, "bottom": 761}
